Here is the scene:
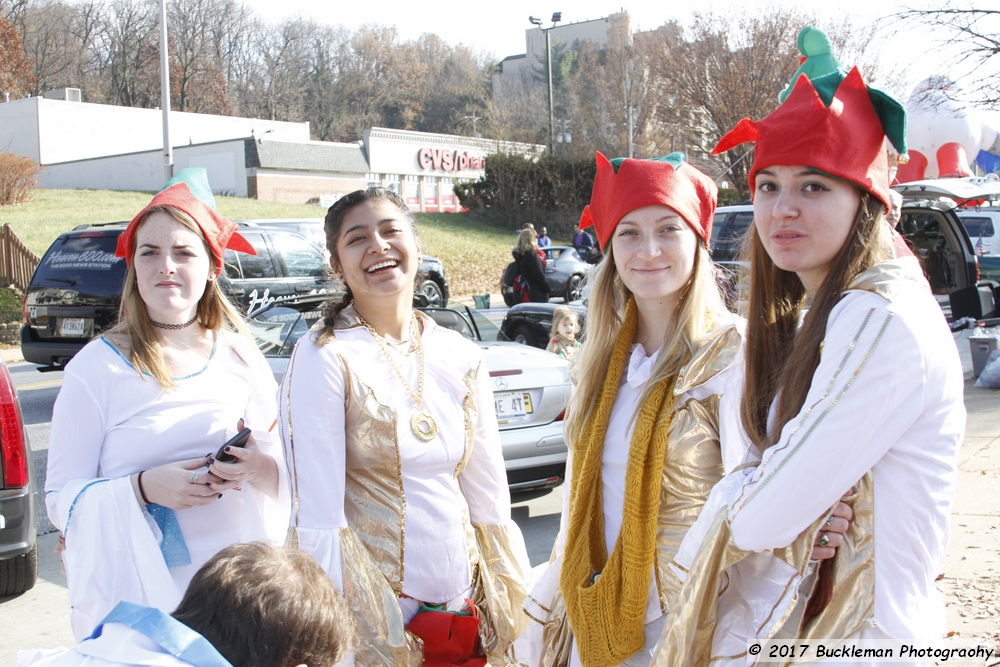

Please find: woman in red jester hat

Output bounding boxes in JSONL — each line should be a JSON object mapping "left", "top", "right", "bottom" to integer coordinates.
{"left": 45, "top": 168, "right": 289, "bottom": 641}
{"left": 649, "top": 27, "right": 965, "bottom": 667}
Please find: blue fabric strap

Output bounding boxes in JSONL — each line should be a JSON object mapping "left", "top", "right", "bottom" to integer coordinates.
{"left": 89, "top": 601, "right": 232, "bottom": 667}
{"left": 146, "top": 503, "right": 192, "bottom": 568}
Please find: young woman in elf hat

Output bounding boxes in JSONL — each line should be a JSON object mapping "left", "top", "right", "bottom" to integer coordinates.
{"left": 649, "top": 28, "right": 965, "bottom": 666}
{"left": 45, "top": 168, "right": 289, "bottom": 640}
{"left": 278, "top": 188, "right": 530, "bottom": 667}
{"left": 517, "top": 152, "right": 847, "bottom": 667}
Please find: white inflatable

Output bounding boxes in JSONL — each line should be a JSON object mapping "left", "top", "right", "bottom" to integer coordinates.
{"left": 897, "top": 77, "right": 1000, "bottom": 182}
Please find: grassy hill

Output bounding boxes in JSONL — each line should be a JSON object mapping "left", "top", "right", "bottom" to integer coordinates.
{"left": 0, "top": 189, "right": 525, "bottom": 297}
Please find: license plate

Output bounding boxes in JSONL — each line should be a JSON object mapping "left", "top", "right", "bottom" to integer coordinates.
{"left": 494, "top": 391, "right": 533, "bottom": 419}
{"left": 60, "top": 318, "right": 86, "bottom": 336}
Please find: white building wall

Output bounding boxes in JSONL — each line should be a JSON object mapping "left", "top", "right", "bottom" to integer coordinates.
{"left": 39, "top": 139, "right": 249, "bottom": 196}
{"left": 0, "top": 97, "right": 41, "bottom": 162}
{"left": 0, "top": 96, "right": 308, "bottom": 165}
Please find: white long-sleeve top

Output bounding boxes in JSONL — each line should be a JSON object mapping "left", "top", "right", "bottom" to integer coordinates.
{"left": 45, "top": 332, "right": 288, "bottom": 638}
{"left": 673, "top": 258, "right": 966, "bottom": 654}
{"left": 279, "top": 312, "right": 526, "bottom": 605}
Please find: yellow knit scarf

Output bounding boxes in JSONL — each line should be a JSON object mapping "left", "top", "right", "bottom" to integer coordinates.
{"left": 560, "top": 298, "right": 675, "bottom": 667}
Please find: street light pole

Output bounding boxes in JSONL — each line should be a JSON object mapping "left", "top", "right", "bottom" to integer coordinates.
{"left": 530, "top": 12, "right": 561, "bottom": 154}
{"left": 159, "top": 0, "right": 173, "bottom": 182}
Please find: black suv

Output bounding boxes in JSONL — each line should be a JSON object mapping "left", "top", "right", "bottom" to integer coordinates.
{"left": 21, "top": 222, "right": 330, "bottom": 368}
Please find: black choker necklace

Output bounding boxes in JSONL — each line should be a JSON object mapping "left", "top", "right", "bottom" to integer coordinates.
{"left": 150, "top": 315, "right": 198, "bottom": 330}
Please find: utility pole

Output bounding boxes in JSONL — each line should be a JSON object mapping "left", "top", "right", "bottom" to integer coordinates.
{"left": 159, "top": 0, "right": 173, "bottom": 182}
{"left": 529, "top": 12, "right": 561, "bottom": 153}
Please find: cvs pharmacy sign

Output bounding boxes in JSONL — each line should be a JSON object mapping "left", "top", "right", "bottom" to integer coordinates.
{"left": 418, "top": 148, "right": 486, "bottom": 172}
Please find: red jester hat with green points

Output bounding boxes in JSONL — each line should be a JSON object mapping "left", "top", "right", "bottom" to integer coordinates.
{"left": 711, "top": 26, "right": 908, "bottom": 212}
{"left": 115, "top": 167, "right": 256, "bottom": 273}
{"left": 579, "top": 152, "right": 718, "bottom": 250}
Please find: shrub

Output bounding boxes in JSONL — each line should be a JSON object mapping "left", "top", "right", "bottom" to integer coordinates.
{"left": 0, "top": 152, "right": 39, "bottom": 206}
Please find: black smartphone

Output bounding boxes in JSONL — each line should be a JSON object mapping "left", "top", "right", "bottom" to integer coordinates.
{"left": 214, "top": 427, "right": 252, "bottom": 463}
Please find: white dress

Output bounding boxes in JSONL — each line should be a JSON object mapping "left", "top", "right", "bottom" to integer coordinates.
{"left": 45, "top": 332, "right": 289, "bottom": 640}
{"left": 279, "top": 308, "right": 530, "bottom": 666}
{"left": 664, "top": 258, "right": 966, "bottom": 665}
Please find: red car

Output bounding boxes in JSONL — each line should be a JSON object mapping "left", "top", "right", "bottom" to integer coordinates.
{"left": 0, "top": 356, "right": 37, "bottom": 596}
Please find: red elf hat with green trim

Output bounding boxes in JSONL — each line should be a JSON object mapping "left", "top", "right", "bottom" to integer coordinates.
{"left": 579, "top": 152, "right": 718, "bottom": 250}
{"left": 711, "top": 27, "right": 907, "bottom": 212}
{"left": 115, "top": 167, "right": 255, "bottom": 272}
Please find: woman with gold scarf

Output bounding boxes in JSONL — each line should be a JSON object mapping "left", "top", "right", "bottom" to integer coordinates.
{"left": 518, "top": 153, "right": 752, "bottom": 667}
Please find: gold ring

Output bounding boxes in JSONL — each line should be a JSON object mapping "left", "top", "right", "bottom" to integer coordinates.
{"left": 818, "top": 533, "right": 830, "bottom": 547}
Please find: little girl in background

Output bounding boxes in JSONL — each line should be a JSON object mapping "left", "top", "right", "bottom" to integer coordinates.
{"left": 546, "top": 306, "right": 581, "bottom": 359}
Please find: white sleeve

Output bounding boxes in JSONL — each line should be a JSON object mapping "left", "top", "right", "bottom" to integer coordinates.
{"left": 458, "top": 360, "right": 514, "bottom": 525}
{"left": 45, "top": 364, "right": 109, "bottom": 532}
{"left": 279, "top": 336, "right": 349, "bottom": 591}
{"left": 727, "top": 297, "right": 925, "bottom": 551}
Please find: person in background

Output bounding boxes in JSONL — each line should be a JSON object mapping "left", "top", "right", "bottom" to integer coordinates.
{"left": 513, "top": 228, "right": 551, "bottom": 303}
{"left": 538, "top": 226, "right": 552, "bottom": 248}
{"left": 279, "top": 188, "right": 530, "bottom": 667}
{"left": 44, "top": 168, "right": 288, "bottom": 640}
{"left": 17, "top": 543, "right": 351, "bottom": 667}
{"left": 545, "top": 306, "right": 581, "bottom": 359}
{"left": 572, "top": 224, "right": 595, "bottom": 260}
{"left": 651, "top": 27, "right": 964, "bottom": 666}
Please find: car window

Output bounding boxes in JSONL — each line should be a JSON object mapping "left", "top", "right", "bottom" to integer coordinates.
{"left": 960, "top": 216, "right": 995, "bottom": 238}
{"left": 249, "top": 304, "right": 324, "bottom": 356}
{"left": 33, "top": 234, "right": 126, "bottom": 297}
{"left": 422, "top": 307, "right": 475, "bottom": 339}
{"left": 223, "top": 249, "right": 241, "bottom": 280}
{"left": 270, "top": 232, "right": 326, "bottom": 277}
{"left": 710, "top": 212, "right": 729, "bottom": 249}
{"left": 238, "top": 234, "right": 277, "bottom": 278}
{"left": 712, "top": 211, "right": 753, "bottom": 261}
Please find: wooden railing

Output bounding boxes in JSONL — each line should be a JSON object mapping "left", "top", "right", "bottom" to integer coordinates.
{"left": 0, "top": 224, "right": 39, "bottom": 291}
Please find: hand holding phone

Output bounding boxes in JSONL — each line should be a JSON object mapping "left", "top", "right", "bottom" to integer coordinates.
{"left": 215, "top": 427, "right": 252, "bottom": 463}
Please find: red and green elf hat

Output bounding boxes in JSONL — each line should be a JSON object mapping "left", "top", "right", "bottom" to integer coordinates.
{"left": 711, "top": 27, "right": 907, "bottom": 212}
{"left": 579, "top": 152, "right": 718, "bottom": 249}
{"left": 115, "top": 167, "right": 255, "bottom": 272}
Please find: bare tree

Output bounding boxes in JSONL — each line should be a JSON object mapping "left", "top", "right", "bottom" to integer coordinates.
{"left": 892, "top": 5, "right": 1000, "bottom": 108}
{"left": 18, "top": 0, "right": 103, "bottom": 96}
{"left": 94, "top": 0, "right": 160, "bottom": 108}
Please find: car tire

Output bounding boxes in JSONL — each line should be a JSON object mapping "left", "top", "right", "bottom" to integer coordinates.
{"left": 566, "top": 274, "right": 584, "bottom": 302}
{"left": 0, "top": 543, "right": 38, "bottom": 596}
{"left": 512, "top": 325, "right": 538, "bottom": 347}
{"left": 418, "top": 279, "right": 444, "bottom": 307}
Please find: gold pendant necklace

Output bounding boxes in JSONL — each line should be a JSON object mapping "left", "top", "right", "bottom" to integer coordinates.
{"left": 355, "top": 306, "right": 439, "bottom": 442}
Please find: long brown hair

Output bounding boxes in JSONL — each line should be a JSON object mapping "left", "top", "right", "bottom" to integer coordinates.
{"left": 110, "top": 206, "right": 251, "bottom": 391}
{"left": 565, "top": 242, "right": 727, "bottom": 448}
{"left": 739, "top": 190, "right": 892, "bottom": 620}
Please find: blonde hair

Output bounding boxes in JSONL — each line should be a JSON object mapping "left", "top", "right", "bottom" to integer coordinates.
{"left": 514, "top": 228, "right": 538, "bottom": 255}
{"left": 110, "top": 205, "right": 253, "bottom": 391}
{"left": 564, "top": 243, "right": 727, "bottom": 447}
{"left": 550, "top": 306, "right": 579, "bottom": 338}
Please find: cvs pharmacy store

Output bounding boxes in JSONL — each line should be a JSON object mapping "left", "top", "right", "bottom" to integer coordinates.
{"left": 364, "top": 127, "right": 538, "bottom": 212}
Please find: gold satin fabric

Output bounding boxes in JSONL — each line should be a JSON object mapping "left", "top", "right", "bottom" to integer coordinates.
{"left": 472, "top": 524, "right": 532, "bottom": 665}
{"left": 647, "top": 468, "right": 876, "bottom": 666}
{"left": 341, "top": 355, "right": 408, "bottom": 596}
{"left": 341, "top": 526, "right": 425, "bottom": 667}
